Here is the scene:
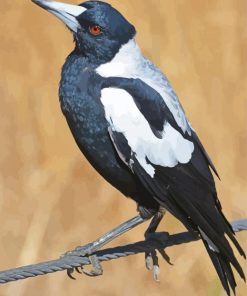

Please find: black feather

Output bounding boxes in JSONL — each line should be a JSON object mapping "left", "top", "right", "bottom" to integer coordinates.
{"left": 114, "top": 140, "right": 246, "bottom": 291}
{"left": 202, "top": 238, "right": 233, "bottom": 295}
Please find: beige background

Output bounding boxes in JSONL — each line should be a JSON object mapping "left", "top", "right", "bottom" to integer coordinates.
{"left": 0, "top": 0, "right": 246, "bottom": 295}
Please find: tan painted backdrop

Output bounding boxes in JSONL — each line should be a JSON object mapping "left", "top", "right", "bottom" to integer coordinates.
{"left": 0, "top": 1, "right": 246, "bottom": 295}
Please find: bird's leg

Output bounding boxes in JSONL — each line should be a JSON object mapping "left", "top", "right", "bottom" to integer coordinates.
{"left": 69, "top": 215, "right": 149, "bottom": 256}
{"left": 64, "top": 214, "right": 151, "bottom": 277}
{"left": 144, "top": 208, "right": 170, "bottom": 281}
{"left": 144, "top": 211, "right": 164, "bottom": 281}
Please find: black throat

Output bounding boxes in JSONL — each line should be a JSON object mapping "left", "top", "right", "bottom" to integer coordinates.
{"left": 58, "top": 49, "right": 110, "bottom": 163}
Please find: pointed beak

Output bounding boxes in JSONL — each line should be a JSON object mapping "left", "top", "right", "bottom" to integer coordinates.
{"left": 32, "top": 0, "right": 87, "bottom": 33}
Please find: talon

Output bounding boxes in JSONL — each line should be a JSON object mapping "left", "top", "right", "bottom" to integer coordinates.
{"left": 158, "top": 249, "right": 173, "bottom": 265}
{"left": 75, "top": 266, "right": 82, "bottom": 274}
{"left": 82, "top": 269, "right": 100, "bottom": 277}
{"left": 153, "top": 265, "right": 160, "bottom": 282}
{"left": 67, "top": 268, "right": 76, "bottom": 280}
{"left": 145, "top": 253, "right": 153, "bottom": 270}
{"left": 151, "top": 250, "right": 159, "bottom": 267}
{"left": 81, "top": 255, "right": 103, "bottom": 277}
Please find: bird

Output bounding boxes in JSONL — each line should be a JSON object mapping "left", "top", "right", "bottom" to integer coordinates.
{"left": 32, "top": 0, "right": 245, "bottom": 294}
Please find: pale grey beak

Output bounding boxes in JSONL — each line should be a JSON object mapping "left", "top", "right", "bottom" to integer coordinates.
{"left": 32, "top": 0, "right": 87, "bottom": 32}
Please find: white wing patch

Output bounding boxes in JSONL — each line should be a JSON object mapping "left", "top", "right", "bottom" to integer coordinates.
{"left": 101, "top": 88, "right": 194, "bottom": 177}
{"left": 96, "top": 39, "right": 191, "bottom": 135}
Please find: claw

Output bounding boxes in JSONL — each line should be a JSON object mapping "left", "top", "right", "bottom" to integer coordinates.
{"left": 151, "top": 250, "right": 159, "bottom": 266}
{"left": 145, "top": 249, "right": 160, "bottom": 282}
{"left": 145, "top": 253, "right": 153, "bottom": 270}
{"left": 81, "top": 255, "right": 103, "bottom": 277}
{"left": 158, "top": 249, "right": 173, "bottom": 265}
{"left": 153, "top": 265, "right": 160, "bottom": 282}
{"left": 75, "top": 266, "right": 82, "bottom": 274}
{"left": 82, "top": 269, "right": 101, "bottom": 277}
{"left": 67, "top": 268, "right": 76, "bottom": 280}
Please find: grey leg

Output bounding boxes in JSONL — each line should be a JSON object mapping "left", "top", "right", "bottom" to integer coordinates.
{"left": 68, "top": 215, "right": 149, "bottom": 256}
{"left": 144, "top": 210, "right": 169, "bottom": 281}
{"left": 64, "top": 214, "right": 151, "bottom": 278}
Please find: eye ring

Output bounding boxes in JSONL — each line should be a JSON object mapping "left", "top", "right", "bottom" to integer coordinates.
{"left": 89, "top": 25, "right": 102, "bottom": 36}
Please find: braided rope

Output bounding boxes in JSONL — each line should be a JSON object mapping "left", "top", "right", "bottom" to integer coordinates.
{"left": 0, "top": 219, "right": 246, "bottom": 284}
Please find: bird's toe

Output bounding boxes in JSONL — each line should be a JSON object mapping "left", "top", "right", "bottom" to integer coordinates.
{"left": 81, "top": 255, "right": 103, "bottom": 277}
{"left": 153, "top": 265, "right": 160, "bottom": 282}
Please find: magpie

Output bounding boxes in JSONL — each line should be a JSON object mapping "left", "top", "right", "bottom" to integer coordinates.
{"left": 32, "top": 0, "right": 245, "bottom": 293}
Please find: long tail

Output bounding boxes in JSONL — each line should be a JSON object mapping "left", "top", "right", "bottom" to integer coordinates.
{"left": 199, "top": 223, "right": 246, "bottom": 295}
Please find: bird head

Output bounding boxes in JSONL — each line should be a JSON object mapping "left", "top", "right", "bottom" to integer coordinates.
{"left": 32, "top": 0, "right": 136, "bottom": 63}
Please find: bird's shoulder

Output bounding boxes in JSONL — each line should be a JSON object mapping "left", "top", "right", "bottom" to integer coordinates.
{"left": 96, "top": 39, "right": 191, "bottom": 134}
{"left": 102, "top": 76, "right": 182, "bottom": 137}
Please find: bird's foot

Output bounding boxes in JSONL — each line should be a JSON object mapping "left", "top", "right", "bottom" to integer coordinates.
{"left": 62, "top": 214, "right": 148, "bottom": 279}
{"left": 67, "top": 254, "right": 103, "bottom": 279}
{"left": 63, "top": 243, "right": 103, "bottom": 279}
{"left": 63, "top": 242, "right": 96, "bottom": 257}
{"left": 145, "top": 246, "right": 160, "bottom": 282}
{"left": 145, "top": 232, "right": 172, "bottom": 282}
{"left": 81, "top": 254, "right": 103, "bottom": 277}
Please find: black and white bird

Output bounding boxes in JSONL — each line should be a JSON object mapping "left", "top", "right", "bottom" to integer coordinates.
{"left": 32, "top": 0, "right": 245, "bottom": 294}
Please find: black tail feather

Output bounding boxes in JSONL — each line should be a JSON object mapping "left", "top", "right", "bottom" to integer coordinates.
{"left": 202, "top": 238, "right": 236, "bottom": 296}
{"left": 168, "top": 187, "right": 246, "bottom": 282}
{"left": 217, "top": 209, "right": 246, "bottom": 260}
{"left": 131, "top": 156, "right": 246, "bottom": 293}
{"left": 227, "top": 229, "right": 246, "bottom": 260}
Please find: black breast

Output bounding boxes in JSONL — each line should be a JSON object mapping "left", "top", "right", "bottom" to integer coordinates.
{"left": 59, "top": 52, "right": 156, "bottom": 207}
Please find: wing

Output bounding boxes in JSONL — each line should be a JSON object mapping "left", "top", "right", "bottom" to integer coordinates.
{"left": 102, "top": 77, "right": 217, "bottom": 185}
{"left": 100, "top": 77, "right": 245, "bottom": 291}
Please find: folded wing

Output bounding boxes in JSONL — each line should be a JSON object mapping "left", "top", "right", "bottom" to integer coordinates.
{"left": 100, "top": 78, "right": 245, "bottom": 295}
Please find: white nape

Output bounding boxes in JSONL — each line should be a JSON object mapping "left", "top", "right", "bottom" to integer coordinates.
{"left": 100, "top": 88, "right": 194, "bottom": 177}
{"left": 96, "top": 39, "right": 191, "bottom": 135}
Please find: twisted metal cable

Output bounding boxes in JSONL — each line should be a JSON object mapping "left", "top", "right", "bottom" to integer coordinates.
{"left": 0, "top": 219, "right": 246, "bottom": 284}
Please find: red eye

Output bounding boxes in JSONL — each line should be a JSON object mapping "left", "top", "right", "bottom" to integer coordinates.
{"left": 89, "top": 25, "right": 102, "bottom": 36}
